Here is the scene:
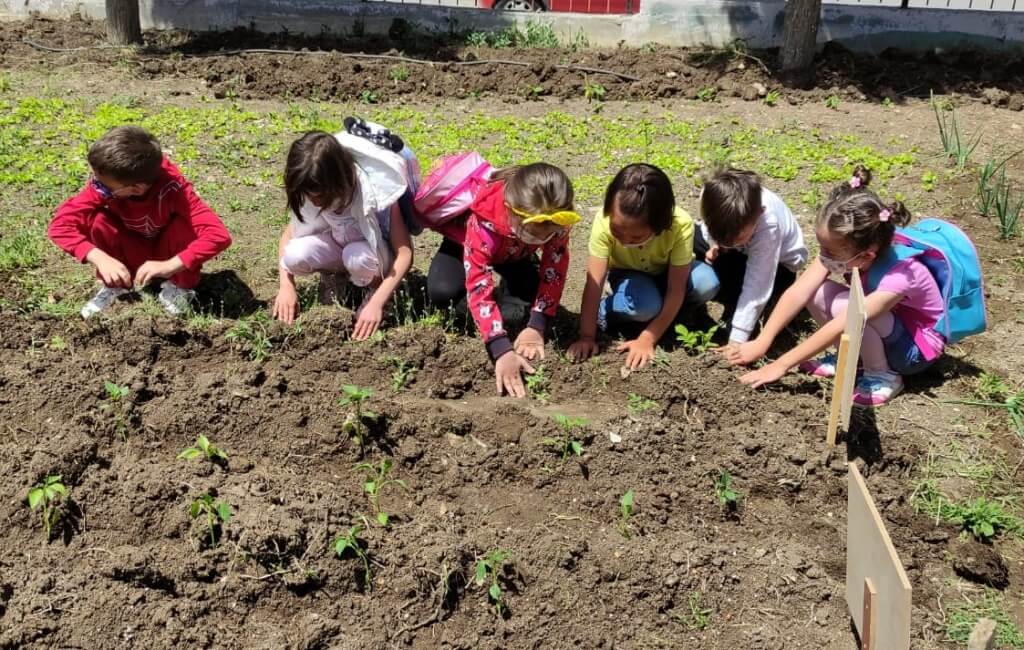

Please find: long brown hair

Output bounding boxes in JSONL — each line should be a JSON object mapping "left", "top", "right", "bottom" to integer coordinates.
{"left": 818, "top": 165, "right": 911, "bottom": 253}
{"left": 284, "top": 131, "right": 357, "bottom": 221}
{"left": 491, "top": 162, "right": 575, "bottom": 217}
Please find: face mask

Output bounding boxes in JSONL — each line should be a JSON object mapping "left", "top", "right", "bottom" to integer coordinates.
{"left": 820, "top": 253, "right": 859, "bottom": 275}
{"left": 621, "top": 234, "right": 655, "bottom": 249}
{"left": 517, "top": 228, "right": 556, "bottom": 246}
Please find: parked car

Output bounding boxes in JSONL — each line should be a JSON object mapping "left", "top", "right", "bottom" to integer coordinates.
{"left": 482, "top": 0, "right": 639, "bottom": 14}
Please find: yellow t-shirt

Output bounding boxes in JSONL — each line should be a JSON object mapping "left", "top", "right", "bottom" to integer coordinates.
{"left": 588, "top": 207, "right": 695, "bottom": 275}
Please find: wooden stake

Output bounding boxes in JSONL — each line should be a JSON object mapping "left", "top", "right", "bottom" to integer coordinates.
{"left": 826, "top": 334, "right": 851, "bottom": 445}
{"left": 968, "top": 618, "right": 997, "bottom": 650}
{"left": 861, "top": 578, "right": 877, "bottom": 650}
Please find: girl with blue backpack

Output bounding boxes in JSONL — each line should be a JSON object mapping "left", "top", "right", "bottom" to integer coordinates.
{"left": 724, "top": 165, "right": 985, "bottom": 406}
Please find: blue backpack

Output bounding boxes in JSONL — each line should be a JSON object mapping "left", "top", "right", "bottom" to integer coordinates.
{"left": 865, "top": 218, "right": 986, "bottom": 345}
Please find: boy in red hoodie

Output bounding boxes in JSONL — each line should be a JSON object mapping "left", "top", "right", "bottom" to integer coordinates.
{"left": 48, "top": 126, "right": 232, "bottom": 318}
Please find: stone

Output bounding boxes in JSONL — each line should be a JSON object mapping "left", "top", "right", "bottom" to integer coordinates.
{"left": 982, "top": 87, "right": 1010, "bottom": 106}
{"left": 1008, "top": 94, "right": 1024, "bottom": 112}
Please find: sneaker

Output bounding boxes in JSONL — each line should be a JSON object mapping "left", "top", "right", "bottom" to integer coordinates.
{"left": 853, "top": 371, "right": 904, "bottom": 407}
{"left": 158, "top": 281, "right": 195, "bottom": 316}
{"left": 799, "top": 352, "right": 838, "bottom": 378}
{"left": 81, "top": 286, "right": 129, "bottom": 319}
{"left": 497, "top": 294, "right": 530, "bottom": 324}
{"left": 318, "top": 272, "right": 347, "bottom": 306}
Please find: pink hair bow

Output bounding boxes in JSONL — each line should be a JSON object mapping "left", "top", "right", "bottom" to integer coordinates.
{"left": 849, "top": 176, "right": 862, "bottom": 189}
{"left": 878, "top": 209, "right": 891, "bottom": 222}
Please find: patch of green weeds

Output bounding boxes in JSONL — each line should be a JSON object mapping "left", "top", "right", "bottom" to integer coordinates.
{"left": 945, "top": 590, "right": 1024, "bottom": 648}
{"left": 388, "top": 356, "right": 416, "bottom": 391}
{"left": 627, "top": 393, "right": 659, "bottom": 415}
{"left": 525, "top": 364, "right": 550, "bottom": 403}
{"left": 387, "top": 65, "right": 409, "bottom": 83}
{"left": 543, "top": 414, "right": 587, "bottom": 462}
{"left": 947, "top": 389, "right": 1024, "bottom": 441}
{"left": 975, "top": 372, "right": 1010, "bottom": 401}
{"left": 921, "top": 170, "right": 937, "bottom": 191}
{"left": 359, "top": 90, "right": 379, "bottom": 105}
{"left": 355, "top": 458, "right": 408, "bottom": 526}
{"left": 825, "top": 95, "right": 840, "bottom": 110}
{"left": 189, "top": 492, "right": 231, "bottom": 547}
{"left": 932, "top": 91, "right": 981, "bottom": 171}
{"left": 27, "top": 474, "right": 67, "bottom": 539}
{"left": 912, "top": 480, "right": 1022, "bottom": 541}
{"left": 673, "top": 591, "right": 712, "bottom": 631}
{"left": 465, "top": 21, "right": 560, "bottom": 49}
{"left": 584, "top": 80, "right": 606, "bottom": 103}
{"left": 763, "top": 90, "right": 780, "bottom": 107}
{"left": 696, "top": 86, "right": 718, "bottom": 102}
{"left": 475, "top": 550, "right": 512, "bottom": 615}
{"left": 675, "top": 324, "right": 718, "bottom": 354}
{"left": 226, "top": 313, "right": 272, "bottom": 362}
{"left": 882, "top": 97, "right": 894, "bottom": 107}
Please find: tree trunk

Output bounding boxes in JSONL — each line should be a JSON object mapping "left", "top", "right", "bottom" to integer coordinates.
{"left": 779, "top": 0, "right": 822, "bottom": 74}
{"left": 105, "top": 0, "right": 142, "bottom": 46}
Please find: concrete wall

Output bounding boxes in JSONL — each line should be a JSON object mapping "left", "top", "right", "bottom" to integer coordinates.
{"left": 1, "top": 0, "right": 1023, "bottom": 52}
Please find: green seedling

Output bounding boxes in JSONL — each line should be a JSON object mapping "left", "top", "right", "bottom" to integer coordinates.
{"left": 992, "top": 167, "right": 1024, "bottom": 240}
{"left": 355, "top": 458, "right": 408, "bottom": 526}
{"left": 525, "top": 364, "right": 550, "bottom": 403}
{"left": 27, "top": 474, "right": 67, "bottom": 539}
{"left": 339, "top": 384, "right": 377, "bottom": 457}
{"left": 178, "top": 434, "right": 228, "bottom": 464}
{"left": 825, "top": 95, "right": 840, "bottom": 110}
{"left": 388, "top": 65, "right": 409, "bottom": 82}
{"left": 975, "top": 371, "right": 1010, "bottom": 401}
{"left": 977, "top": 151, "right": 1022, "bottom": 218}
{"left": 674, "top": 324, "right": 718, "bottom": 354}
{"left": 627, "top": 393, "right": 659, "bottom": 415}
{"left": 543, "top": 414, "right": 588, "bottom": 462}
{"left": 189, "top": 492, "right": 231, "bottom": 547}
{"left": 714, "top": 471, "right": 740, "bottom": 508}
{"left": 882, "top": 97, "right": 894, "bottom": 107}
{"left": 584, "top": 81, "right": 606, "bottom": 102}
{"left": 48, "top": 336, "right": 67, "bottom": 351}
{"left": 946, "top": 390, "right": 1024, "bottom": 441}
{"left": 474, "top": 550, "right": 512, "bottom": 615}
{"left": 921, "top": 170, "right": 937, "bottom": 191}
{"left": 334, "top": 524, "right": 372, "bottom": 590}
{"left": 101, "top": 380, "right": 131, "bottom": 440}
{"left": 932, "top": 91, "right": 981, "bottom": 171}
{"left": 673, "top": 591, "right": 712, "bottom": 630}
{"left": 763, "top": 90, "right": 780, "bottom": 107}
{"left": 359, "top": 90, "right": 379, "bottom": 104}
{"left": 651, "top": 347, "right": 671, "bottom": 369}
{"left": 617, "top": 490, "right": 635, "bottom": 538}
{"left": 912, "top": 481, "right": 1022, "bottom": 541}
{"left": 226, "top": 314, "right": 272, "bottom": 362}
{"left": 388, "top": 356, "right": 416, "bottom": 391}
{"left": 696, "top": 86, "right": 717, "bottom": 102}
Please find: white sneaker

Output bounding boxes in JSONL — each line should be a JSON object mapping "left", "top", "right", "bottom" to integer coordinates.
{"left": 158, "top": 281, "right": 195, "bottom": 316}
{"left": 81, "top": 286, "right": 129, "bottom": 319}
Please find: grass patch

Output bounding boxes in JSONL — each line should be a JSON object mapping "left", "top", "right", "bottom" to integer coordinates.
{"left": 946, "top": 590, "right": 1024, "bottom": 648}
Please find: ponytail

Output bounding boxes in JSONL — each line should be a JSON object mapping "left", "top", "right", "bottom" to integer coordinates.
{"left": 817, "top": 164, "right": 910, "bottom": 253}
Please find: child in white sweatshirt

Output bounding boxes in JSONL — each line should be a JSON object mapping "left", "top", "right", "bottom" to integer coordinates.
{"left": 693, "top": 168, "right": 808, "bottom": 350}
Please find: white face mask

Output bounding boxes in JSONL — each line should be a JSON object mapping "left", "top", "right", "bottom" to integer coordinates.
{"left": 820, "top": 253, "right": 858, "bottom": 275}
{"left": 620, "top": 234, "right": 655, "bottom": 249}
{"left": 516, "top": 227, "right": 556, "bottom": 246}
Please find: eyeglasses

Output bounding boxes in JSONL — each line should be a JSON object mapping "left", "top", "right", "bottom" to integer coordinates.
{"left": 91, "top": 177, "right": 143, "bottom": 200}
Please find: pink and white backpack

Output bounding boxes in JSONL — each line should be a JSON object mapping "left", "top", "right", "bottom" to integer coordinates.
{"left": 413, "top": 152, "right": 493, "bottom": 228}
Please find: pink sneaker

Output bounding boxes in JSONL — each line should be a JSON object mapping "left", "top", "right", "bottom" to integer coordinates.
{"left": 799, "top": 352, "right": 837, "bottom": 378}
{"left": 853, "top": 371, "right": 904, "bottom": 407}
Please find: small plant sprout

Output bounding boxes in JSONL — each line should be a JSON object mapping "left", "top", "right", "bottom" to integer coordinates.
{"left": 959, "top": 497, "right": 1021, "bottom": 541}
{"left": 714, "top": 471, "right": 740, "bottom": 509}
{"left": 932, "top": 91, "right": 981, "bottom": 171}
{"left": 189, "top": 492, "right": 231, "bottom": 547}
{"left": 334, "top": 524, "right": 372, "bottom": 590}
{"left": 583, "top": 80, "right": 606, "bottom": 102}
{"left": 339, "top": 384, "right": 377, "bottom": 457}
{"left": 388, "top": 65, "right": 409, "bottom": 83}
{"left": 674, "top": 324, "right": 718, "bottom": 354}
{"left": 696, "top": 86, "right": 717, "bottom": 102}
{"left": 543, "top": 414, "right": 588, "bottom": 462}
{"left": 617, "top": 490, "right": 635, "bottom": 538}
{"left": 825, "top": 95, "right": 840, "bottom": 110}
{"left": 388, "top": 356, "right": 416, "bottom": 391}
{"left": 525, "top": 364, "right": 550, "bottom": 403}
{"left": 355, "top": 459, "right": 409, "bottom": 526}
{"left": 101, "top": 380, "right": 131, "bottom": 440}
{"left": 975, "top": 371, "right": 1010, "bottom": 401}
{"left": 763, "top": 90, "right": 780, "bottom": 107}
{"left": 178, "top": 434, "right": 228, "bottom": 464}
{"left": 27, "top": 475, "right": 67, "bottom": 539}
{"left": 627, "top": 393, "right": 659, "bottom": 415}
{"left": 474, "top": 550, "right": 512, "bottom": 615}
{"left": 675, "top": 592, "right": 712, "bottom": 630}
{"left": 921, "top": 170, "right": 937, "bottom": 192}
{"left": 226, "top": 313, "right": 272, "bottom": 362}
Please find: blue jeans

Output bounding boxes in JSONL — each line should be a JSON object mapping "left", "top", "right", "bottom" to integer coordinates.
{"left": 598, "top": 264, "right": 720, "bottom": 327}
{"left": 883, "top": 316, "right": 936, "bottom": 376}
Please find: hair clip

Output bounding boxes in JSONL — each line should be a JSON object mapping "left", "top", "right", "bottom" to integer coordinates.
{"left": 878, "top": 208, "right": 891, "bottom": 222}
{"left": 849, "top": 176, "right": 862, "bottom": 189}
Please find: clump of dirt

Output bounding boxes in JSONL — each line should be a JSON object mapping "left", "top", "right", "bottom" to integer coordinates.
{"left": 3, "top": 16, "right": 1024, "bottom": 108}
{"left": 0, "top": 311, "right": 979, "bottom": 648}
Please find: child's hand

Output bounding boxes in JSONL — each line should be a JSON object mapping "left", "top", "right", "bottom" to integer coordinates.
{"left": 719, "top": 339, "right": 768, "bottom": 366}
{"left": 352, "top": 298, "right": 383, "bottom": 341}
{"left": 135, "top": 258, "right": 184, "bottom": 288}
{"left": 567, "top": 337, "right": 599, "bottom": 363}
{"left": 272, "top": 285, "right": 300, "bottom": 325}
{"left": 88, "top": 250, "right": 133, "bottom": 289}
{"left": 739, "top": 361, "right": 787, "bottom": 388}
{"left": 616, "top": 336, "right": 655, "bottom": 370}
{"left": 514, "top": 328, "right": 546, "bottom": 361}
{"left": 495, "top": 352, "right": 535, "bottom": 398}
{"left": 706, "top": 244, "right": 720, "bottom": 263}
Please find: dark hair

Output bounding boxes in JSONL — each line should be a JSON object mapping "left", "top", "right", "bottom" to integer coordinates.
{"left": 817, "top": 165, "right": 912, "bottom": 253}
{"left": 87, "top": 126, "right": 163, "bottom": 184}
{"left": 284, "top": 131, "right": 358, "bottom": 221}
{"left": 492, "top": 162, "right": 575, "bottom": 216}
{"left": 700, "top": 168, "right": 762, "bottom": 245}
{"left": 602, "top": 163, "right": 675, "bottom": 234}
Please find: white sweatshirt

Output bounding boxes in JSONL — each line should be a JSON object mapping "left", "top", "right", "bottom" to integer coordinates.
{"left": 700, "top": 188, "right": 808, "bottom": 343}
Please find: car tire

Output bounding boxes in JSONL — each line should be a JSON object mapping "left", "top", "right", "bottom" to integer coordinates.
{"left": 491, "top": 0, "right": 547, "bottom": 11}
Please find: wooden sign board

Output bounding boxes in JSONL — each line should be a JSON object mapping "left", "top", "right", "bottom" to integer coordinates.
{"left": 827, "top": 272, "right": 867, "bottom": 445}
{"left": 846, "top": 462, "right": 912, "bottom": 650}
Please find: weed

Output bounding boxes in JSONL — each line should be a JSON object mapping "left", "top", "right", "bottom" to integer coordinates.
{"left": 359, "top": 90, "right": 379, "bottom": 105}
{"left": 651, "top": 347, "right": 671, "bottom": 369}
{"left": 334, "top": 524, "right": 372, "bottom": 590}
{"left": 696, "top": 86, "right": 717, "bottom": 102}
{"left": 714, "top": 471, "right": 740, "bottom": 508}
{"left": 825, "top": 95, "right": 840, "bottom": 110}
{"left": 912, "top": 481, "right": 1022, "bottom": 541}
{"left": 584, "top": 81, "right": 606, "bottom": 103}
{"left": 946, "top": 590, "right": 1024, "bottom": 647}
{"left": 0, "top": 74, "right": 10, "bottom": 93}
{"left": 674, "top": 591, "right": 712, "bottom": 630}
{"left": 977, "top": 151, "right": 1021, "bottom": 218}
{"left": 674, "top": 324, "right": 718, "bottom": 354}
{"left": 475, "top": 550, "right": 512, "bottom": 615}
{"left": 466, "top": 22, "right": 560, "bottom": 49}
{"left": 543, "top": 414, "right": 587, "bottom": 462}
{"left": 932, "top": 91, "right": 981, "bottom": 171}
{"left": 921, "top": 170, "right": 937, "bottom": 191}
{"left": 525, "top": 364, "right": 550, "bottom": 403}
{"left": 189, "top": 492, "right": 231, "bottom": 547}
{"left": 992, "top": 167, "right": 1024, "bottom": 239}
{"left": 388, "top": 356, "right": 416, "bottom": 392}
{"left": 617, "top": 490, "right": 635, "bottom": 538}
{"left": 226, "top": 313, "right": 272, "bottom": 362}
{"left": 388, "top": 65, "right": 409, "bottom": 83}
{"left": 763, "top": 90, "right": 780, "bottom": 107}
{"left": 48, "top": 336, "right": 67, "bottom": 351}
{"left": 355, "top": 458, "right": 408, "bottom": 526}
{"left": 627, "top": 393, "right": 659, "bottom": 415}
{"left": 178, "top": 434, "right": 228, "bottom": 464}
{"left": 27, "top": 474, "right": 67, "bottom": 539}
{"left": 975, "top": 372, "right": 1010, "bottom": 401}
{"left": 946, "top": 390, "right": 1024, "bottom": 441}
{"left": 339, "top": 384, "right": 376, "bottom": 457}
{"left": 101, "top": 380, "right": 131, "bottom": 441}
{"left": 882, "top": 97, "right": 894, "bottom": 107}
